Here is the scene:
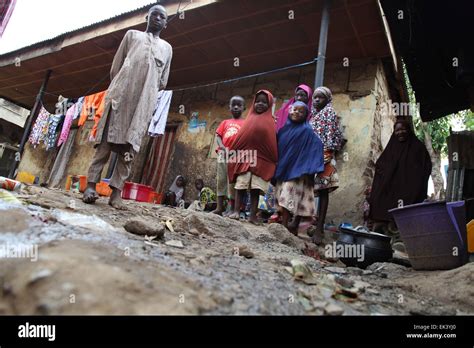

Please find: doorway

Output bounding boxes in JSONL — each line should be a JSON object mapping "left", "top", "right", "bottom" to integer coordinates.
{"left": 141, "top": 126, "right": 178, "bottom": 193}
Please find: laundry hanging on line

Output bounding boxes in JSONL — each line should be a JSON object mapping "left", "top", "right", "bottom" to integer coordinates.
{"left": 57, "top": 103, "right": 77, "bottom": 147}
{"left": 29, "top": 106, "right": 51, "bottom": 148}
{"left": 148, "top": 90, "right": 173, "bottom": 137}
{"left": 29, "top": 88, "right": 169, "bottom": 150}
{"left": 45, "top": 114, "right": 64, "bottom": 151}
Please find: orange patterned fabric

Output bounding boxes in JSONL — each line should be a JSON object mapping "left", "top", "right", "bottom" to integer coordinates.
{"left": 78, "top": 90, "right": 107, "bottom": 127}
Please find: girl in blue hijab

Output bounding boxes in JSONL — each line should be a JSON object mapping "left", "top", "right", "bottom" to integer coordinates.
{"left": 274, "top": 101, "right": 324, "bottom": 235}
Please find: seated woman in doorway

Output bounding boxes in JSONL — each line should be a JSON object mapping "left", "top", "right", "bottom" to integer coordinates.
{"left": 273, "top": 101, "right": 324, "bottom": 235}
{"left": 368, "top": 118, "right": 432, "bottom": 252}
{"left": 275, "top": 84, "right": 313, "bottom": 132}
{"left": 163, "top": 175, "right": 186, "bottom": 208}
{"left": 309, "top": 86, "right": 343, "bottom": 245}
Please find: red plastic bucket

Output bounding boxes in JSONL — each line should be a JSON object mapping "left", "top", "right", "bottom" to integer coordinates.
{"left": 122, "top": 182, "right": 153, "bottom": 202}
{"left": 154, "top": 192, "right": 164, "bottom": 204}
{"left": 136, "top": 185, "right": 153, "bottom": 202}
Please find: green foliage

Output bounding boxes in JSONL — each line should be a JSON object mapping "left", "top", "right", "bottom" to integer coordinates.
{"left": 459, "top": 109, "right": 474, "bottom": 130}
{"left": 413, "top": 116, "right": 451, "bottom": 153}
{"left": 403, "top": 62, "right": 473, "bottom": 156}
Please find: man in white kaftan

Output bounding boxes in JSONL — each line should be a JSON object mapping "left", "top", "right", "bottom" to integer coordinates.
{"left": 83, "top": 5, "right": 172, "bottom": 209}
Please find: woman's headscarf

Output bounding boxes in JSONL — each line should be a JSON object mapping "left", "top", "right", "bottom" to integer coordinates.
{"left": 313, "top": 86, "right": 333, "bottom": 103}
{"left": 169, "top": 175, "right": 185, "bottom": 202}
{"left": 228, "top": 90, "right": 278, "bottom": 183}
{"left": 275, "top": 84, "right": 313, "bottom": 132}
{"left": 369, "top": 119, "right": 432, "bottom": 222}
{"left": 310, "top": 86, "right": 342, "bottom": 151}
{"left": 274, "top": 102, "right": 324, "bottom": 182}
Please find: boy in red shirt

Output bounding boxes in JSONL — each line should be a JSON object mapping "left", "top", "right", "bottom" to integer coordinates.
{"left": 212, "top": 96, "right": 245, "bottom": 215}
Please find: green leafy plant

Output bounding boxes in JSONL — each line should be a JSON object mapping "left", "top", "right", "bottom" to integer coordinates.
{"left": 401, "top": 62, "right": 474, "bottom": 199}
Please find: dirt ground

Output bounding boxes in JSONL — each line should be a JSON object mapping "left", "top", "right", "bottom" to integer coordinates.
{"left": 0, "top": 185, "right": 472, "bottom": 315}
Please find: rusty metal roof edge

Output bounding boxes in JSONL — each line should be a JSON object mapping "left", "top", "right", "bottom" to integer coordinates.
{"left": 0, "top": 0, "right": 180, "bottom": 61}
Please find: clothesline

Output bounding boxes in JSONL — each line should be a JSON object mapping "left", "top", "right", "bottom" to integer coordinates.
{"left": 29, "top": 57, "right": 317, "bottom": 151}
{"left": 44, "top": 58, "right": 317, "bottom": 109}
{"left": 40, "top": 71, "right": 110, "bottom": 106}
{"left": 167, "top": 0, "right": 194, "bottom": 24}
{"left": 42, "top": 91, "right": 61, "bottom": 98}
{"left": 171, "top": 59, "right": 318, "bottom": 92}
{"left": 40, "top": 55, "right": 316, "bottom": 115}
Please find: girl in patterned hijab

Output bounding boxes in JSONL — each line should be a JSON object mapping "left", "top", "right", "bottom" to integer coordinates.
{"left": 309, "top": 86, "right": 343, "bottom": 244}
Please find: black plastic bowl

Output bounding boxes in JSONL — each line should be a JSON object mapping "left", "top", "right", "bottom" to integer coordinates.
{"left": 336, "top": 227, "right": 393, "bottom": 269}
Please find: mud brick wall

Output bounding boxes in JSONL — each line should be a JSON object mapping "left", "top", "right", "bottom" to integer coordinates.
{"left": 18, "top": 119, "right": 103, "bottom": 187}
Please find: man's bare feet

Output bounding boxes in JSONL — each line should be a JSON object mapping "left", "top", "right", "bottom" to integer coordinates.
{"left": 108, "top": 188, "right": 127, "bottom": 210}
{"left": 228, "top": 212, "right": 240, "bottom": 220}
{"left": 82, "top": 183, "right": 99, "bottom": 204}
{"left": 211, "top": 209, "right": 223, "bottom": 216}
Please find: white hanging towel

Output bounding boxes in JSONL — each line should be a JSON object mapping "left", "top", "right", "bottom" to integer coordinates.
{"left": 148, "top": 90, "right": 173, "bottom": 137}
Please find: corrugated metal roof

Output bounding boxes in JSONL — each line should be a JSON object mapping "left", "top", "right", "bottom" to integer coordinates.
{"left": 0, "top": 0, "right": 393, "bottom": 111}
{"left": 0, "top": 1, "right": 168, "bottom": 58}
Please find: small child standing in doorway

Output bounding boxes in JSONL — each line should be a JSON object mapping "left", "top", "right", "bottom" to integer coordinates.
{"left": 212, "top": 96, "right": 245, "bottom": 215}
{"left": 227, "top": 90, "right": 278, "bottom": 224}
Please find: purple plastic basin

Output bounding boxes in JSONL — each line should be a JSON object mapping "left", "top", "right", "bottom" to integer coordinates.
{"left": 389, "top": 201, "right": 468, "bottom": 270}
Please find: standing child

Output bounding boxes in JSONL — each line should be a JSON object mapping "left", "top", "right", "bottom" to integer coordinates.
{"left": 275, "top": 84, "right": 313, "bottom": 132}
{"left": 274, "top": 101, "right": 324, "bottom": 234}
{"left": 228, "top": 90, "right": 278, "bottom": 224}
{"left": 310, "top": 87, "right": 343, "bottom": 244}
{"left": 271, "top": 84, "right": 313, "bottom": 222}
{"left": 82, "top": 5, "right": 172, "bottom": 209}
{"left": 212, "top": 96, "right": 245, "bottom": 215}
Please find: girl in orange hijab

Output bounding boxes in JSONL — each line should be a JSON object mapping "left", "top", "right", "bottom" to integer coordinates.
{"left": 227, "top": 90, "right": 278, "bottom": 224}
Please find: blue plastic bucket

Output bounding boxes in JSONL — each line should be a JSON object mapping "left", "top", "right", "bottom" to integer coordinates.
{"left": 389, "top": 201, "right": 468, "bottom": 270}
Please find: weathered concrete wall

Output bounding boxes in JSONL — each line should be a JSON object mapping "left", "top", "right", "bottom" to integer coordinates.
{"left": 18, "top": 120, "right": 104, "bottom": 188}
{"left": 329, "top": 62, "right": 395, "bottom": 225}
{"left": 63, "top": 120, "right": 100, "bottom": 184}
{"left": 17, "top": 142, "right": 56, "bottom": 184}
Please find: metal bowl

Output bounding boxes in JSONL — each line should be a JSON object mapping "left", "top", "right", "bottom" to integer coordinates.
{"left": 336, "top": 227, "right": 393, "bottom": 269}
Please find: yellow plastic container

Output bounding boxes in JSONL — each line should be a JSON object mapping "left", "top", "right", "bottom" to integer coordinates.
{"left": 16, "top": 171, "right": 36, "bottom": 184}
{"left": 467, "top": 220, "right": 474, "bottom": 253}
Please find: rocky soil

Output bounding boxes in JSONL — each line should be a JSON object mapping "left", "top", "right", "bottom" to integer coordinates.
{"left": 0, "top": 186, "right": 472, "bottom": 315}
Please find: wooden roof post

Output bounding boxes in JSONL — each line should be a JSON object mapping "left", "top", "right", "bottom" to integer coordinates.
{"left": 9, "top": 69, "right": 52, "bottom": 179}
